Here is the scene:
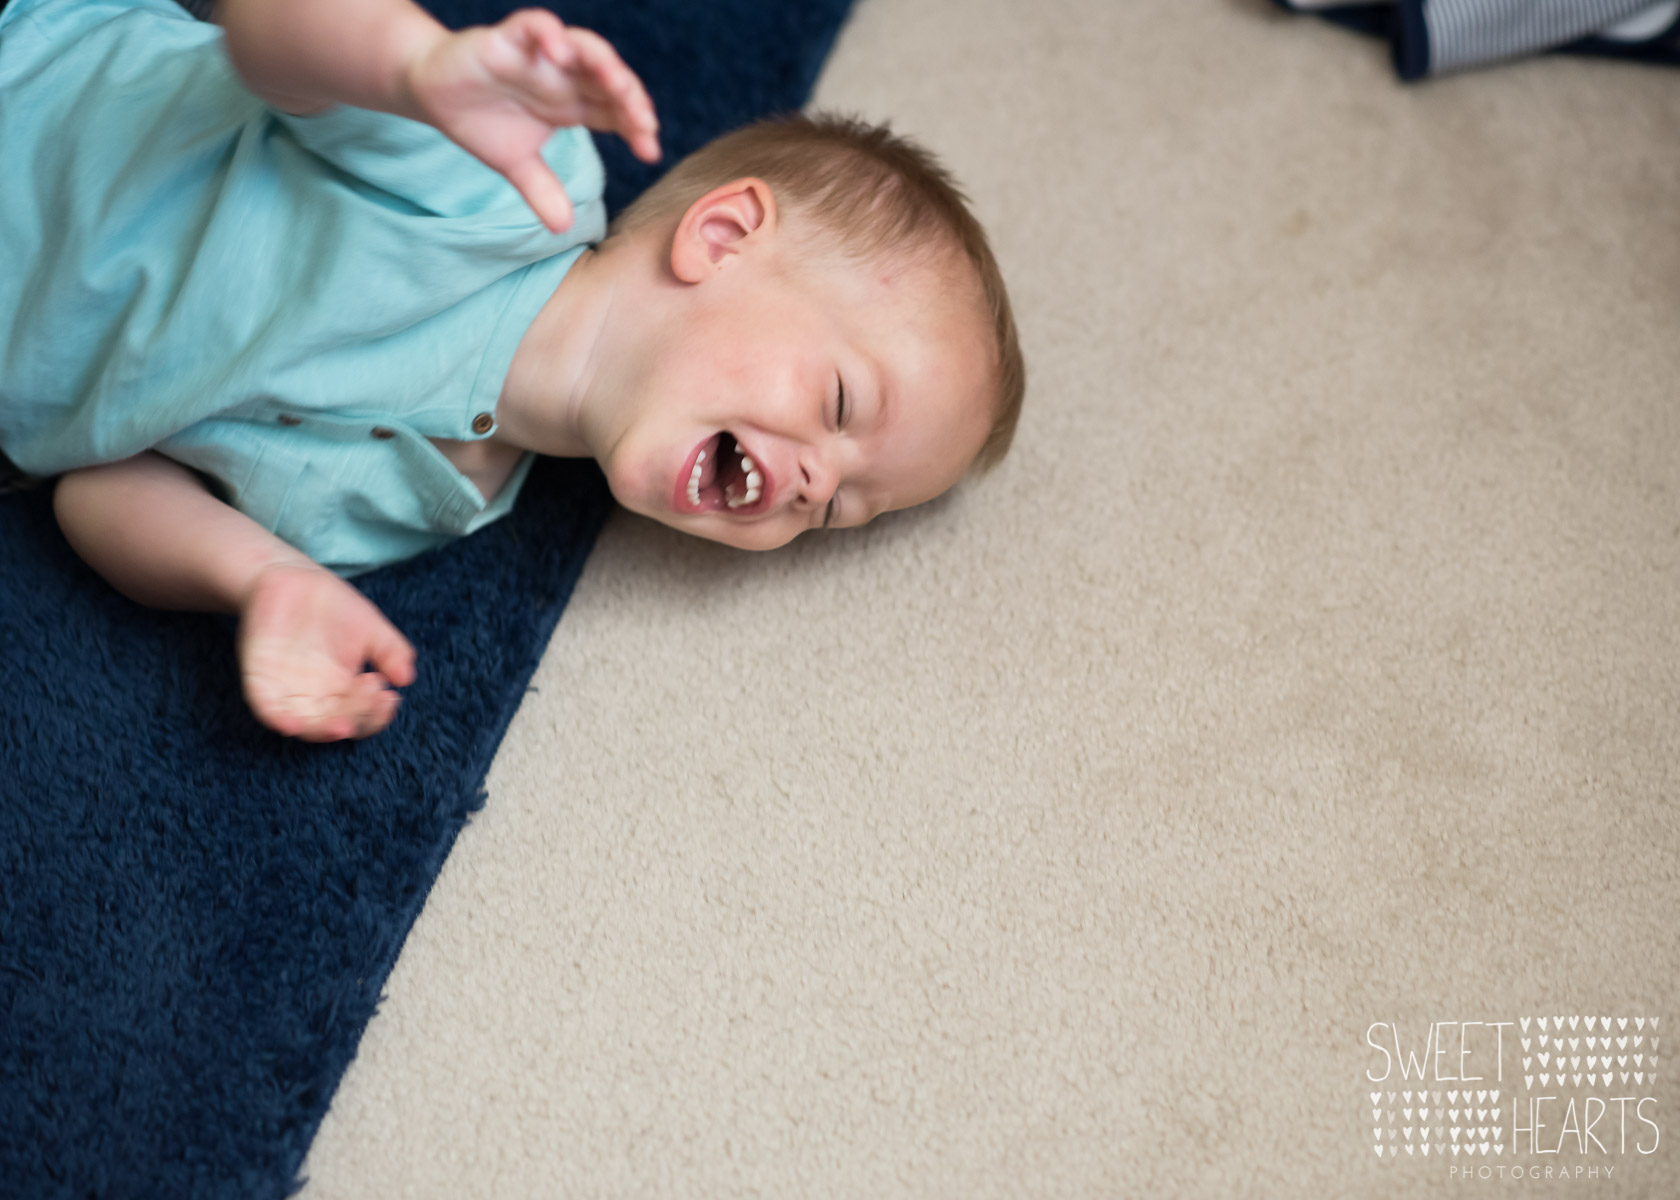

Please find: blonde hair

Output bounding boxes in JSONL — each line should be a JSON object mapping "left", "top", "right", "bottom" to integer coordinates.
{"left": 609, "top": 112, "right": 1023, "bottom": 473}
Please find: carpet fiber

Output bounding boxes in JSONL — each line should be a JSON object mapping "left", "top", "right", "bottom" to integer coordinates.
{"left": 0, "top": 1, "right": 852, "bottom": 1196}
{"left": 295, "top": 2, "right": 1680, "bottom": 1197}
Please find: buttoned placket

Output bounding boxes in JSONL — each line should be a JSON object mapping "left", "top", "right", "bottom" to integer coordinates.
{"left": 267, "top": 405, "right": 499, "bottom": 533}
{"left": 270, "top": 412, "right": 495, "bottom": 439}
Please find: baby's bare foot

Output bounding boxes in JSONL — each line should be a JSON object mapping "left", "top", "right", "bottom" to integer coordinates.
{"left": 237, "top": 563, "right": 417, "bottom": 742}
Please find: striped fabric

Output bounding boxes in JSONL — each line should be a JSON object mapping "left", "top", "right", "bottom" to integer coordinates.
{"left": 1274, "top": 0, "right": 1680, "bottom": 78}
{"left": 1421, "top": 0, "right": 1660, "bottom": 74}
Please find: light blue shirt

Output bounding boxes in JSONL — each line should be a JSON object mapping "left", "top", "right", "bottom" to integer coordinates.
{"left": 0, "top": 0, "right": 605, "bottom": 576}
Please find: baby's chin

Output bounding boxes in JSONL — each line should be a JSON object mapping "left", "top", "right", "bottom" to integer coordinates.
{"left": 676, "top": 516, "right": 801, "bottom": 552}
{"left": 638, "top": 505, "right": 799, "bottom": 552}
{"left": 605, "top": 460, "right": 800, "bottom": 550}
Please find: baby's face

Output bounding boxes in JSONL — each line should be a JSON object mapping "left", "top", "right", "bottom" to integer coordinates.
{"left": 599, "top": 237, "right": 996, "bottom": 551}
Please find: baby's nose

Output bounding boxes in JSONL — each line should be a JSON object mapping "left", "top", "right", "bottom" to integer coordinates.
{"left": 797, "top": 454, "right": 837, "bottom": 506}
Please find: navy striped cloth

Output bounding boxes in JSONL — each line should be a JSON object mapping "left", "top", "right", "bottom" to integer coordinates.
{"left": 1275, "top": 0, "right": 1680, "bottom": 79}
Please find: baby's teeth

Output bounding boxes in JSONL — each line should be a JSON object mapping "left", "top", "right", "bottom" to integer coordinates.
{"left": 722, "top": 454, "right": 763, "bottom": 508}
{"left": 687, "top": 450, "right": 705, "bottom": 507}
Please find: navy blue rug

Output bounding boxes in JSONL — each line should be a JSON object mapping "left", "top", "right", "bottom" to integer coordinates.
{"left": 0, "top": 2, "right": 852, "bottom": 1196}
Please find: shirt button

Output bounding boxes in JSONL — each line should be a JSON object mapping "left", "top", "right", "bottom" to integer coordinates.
{"left": 277, "top": 414, "right": 301, "bottom": 426}
{"left": 370, "top": 426, "right": 396, "bottom": 440}
{"left": 471, "top": 413, "right": 494, "bottom": 435}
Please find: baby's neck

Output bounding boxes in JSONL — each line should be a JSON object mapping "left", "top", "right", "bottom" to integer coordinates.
{"left": 494, "top": 246, "right": 613, "bottom": 459}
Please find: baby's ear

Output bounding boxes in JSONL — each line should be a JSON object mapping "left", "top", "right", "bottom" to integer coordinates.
{"left": 671, "top": 178, "right": 776, "bottom": 282}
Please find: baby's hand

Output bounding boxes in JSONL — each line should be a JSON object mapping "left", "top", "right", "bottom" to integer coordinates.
{"left": 238, "top": 563, "right": 417, "bottom": 742}
{"left": 402, "top": 9, "right": 660, "bottom": 232}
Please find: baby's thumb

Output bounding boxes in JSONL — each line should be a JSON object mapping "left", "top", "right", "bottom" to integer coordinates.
{"left": 506, "top": 158, "right": 573, "bottom": 233}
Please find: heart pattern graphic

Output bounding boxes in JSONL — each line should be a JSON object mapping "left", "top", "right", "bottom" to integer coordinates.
{"left": 1518, "top": 1016, "right": 1662, "bottom": 1094}
{"left": 1369, "top": 1014, "right": 1662, "bottom": 1164}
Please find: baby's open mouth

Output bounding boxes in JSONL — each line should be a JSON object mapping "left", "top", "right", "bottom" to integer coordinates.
{"left": 681, "top": 431, "right": 767, "bottom": 514}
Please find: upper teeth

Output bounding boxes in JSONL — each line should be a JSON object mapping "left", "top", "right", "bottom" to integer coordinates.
{"left": 687, "top": 448, "right": 706, "bottom": 507}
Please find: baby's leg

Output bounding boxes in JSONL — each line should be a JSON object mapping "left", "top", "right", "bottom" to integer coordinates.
{"left": 53, "top": 452, "right": 415, "bottom": 741}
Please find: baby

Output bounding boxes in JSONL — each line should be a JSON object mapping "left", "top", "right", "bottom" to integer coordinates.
{"left": 0, "top": 0, "right": 1024, "bottom": 742}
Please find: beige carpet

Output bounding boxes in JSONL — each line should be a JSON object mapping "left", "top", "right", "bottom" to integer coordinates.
{"left": 299, "top": 2, "right": 1680, "bottom": 1196}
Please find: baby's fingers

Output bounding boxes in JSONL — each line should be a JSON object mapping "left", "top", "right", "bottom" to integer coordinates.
{"left": 485, "top": 10, "right": 576, "bottom": 98}
{"left": 505, "top": 156, "right": 574, "bottom": 233}
{"left": 564, "top": 27, "right": 661, "bottom": 162}
{"left": 369, "top": 625, "right": 417, "bottom": 689}
{"left": 345, "top": 672, "right": 402, "bottom": 740}
{"left": 508, "top": 7, "right": 575, "bottom": 72}
{"left": 291, "top": 675, "right": 398, "bottom": 742}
